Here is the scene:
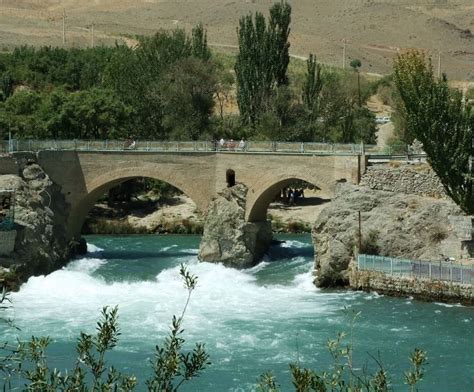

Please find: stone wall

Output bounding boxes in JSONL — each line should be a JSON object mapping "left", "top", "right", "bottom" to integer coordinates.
{"left": 350, "top": 266, "right": 474, "bottom": 305}
{"left": 360, "top": 164, "right": 446, "bottom": 198}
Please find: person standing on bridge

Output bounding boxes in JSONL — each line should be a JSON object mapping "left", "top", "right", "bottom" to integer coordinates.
{"left": 239, "top": 139, "right": 246, "bottom": 151}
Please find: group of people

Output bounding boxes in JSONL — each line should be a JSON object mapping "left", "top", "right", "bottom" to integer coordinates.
{"left": 282, "top": 188, "right": 305, "bottom": 206}
{"left": 124, "top": 138, "right": 136, "bottom": 149}
{"left": 217, "top": 138, "right": 246, "bottom": 151}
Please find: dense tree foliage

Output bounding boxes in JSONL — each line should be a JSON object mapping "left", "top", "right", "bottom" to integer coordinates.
{"left": 235, "top": 2, "right": 292, "bottom": 127}
{"left": 0, "top": 2, "right": 378, "bottom": 145}
{"left": 394, "top": 50, "right": 473, "bottom": 214}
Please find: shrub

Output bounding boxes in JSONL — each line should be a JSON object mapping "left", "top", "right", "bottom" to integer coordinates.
{"left": 360, "top": 230, "right": 380, "bottom": 255}
{"left": 429, "top": 225, "right": 448, "bottom": 243}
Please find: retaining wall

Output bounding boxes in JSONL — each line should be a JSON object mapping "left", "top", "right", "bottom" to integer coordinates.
{"left": 350, "top": 266, "right": 474, "bottom": 305}
{"left": 360, "top": 164, "right": 446, "bottom": 198}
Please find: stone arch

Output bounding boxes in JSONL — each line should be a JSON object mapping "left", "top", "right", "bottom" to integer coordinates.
{"left": 67, "top": 166, "right": 209, "bottom": 240}
{"left": 246, "top": 172, "right": 336, "bottom": 223}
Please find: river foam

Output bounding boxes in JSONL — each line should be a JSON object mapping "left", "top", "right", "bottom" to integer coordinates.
{"left": 8, "top": 240, "right": 338, "bottom": 343}
{"left": 5, "top": 235, "right": 473, "bottom": 391}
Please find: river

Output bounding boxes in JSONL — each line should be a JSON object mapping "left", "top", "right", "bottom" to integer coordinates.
{"left": 2, "top": 234, "right": 473, "bottom": 391}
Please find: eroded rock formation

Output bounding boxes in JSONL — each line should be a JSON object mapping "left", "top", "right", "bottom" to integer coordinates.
{"left": 313, "top": 182, "right": 472, "bottom": 287}
{"left": 0, "top": 154, "right": 72, "bottom": 288}
{"left": 198, "top": 183, "right": 272, "bottom": 268}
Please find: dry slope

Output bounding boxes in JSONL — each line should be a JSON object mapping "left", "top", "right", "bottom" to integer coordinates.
{"left": 0, "top": 0, "right": 473, "bottom": 79}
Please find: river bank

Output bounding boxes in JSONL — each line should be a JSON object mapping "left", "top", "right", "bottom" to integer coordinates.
{"left": 83, "top": 189, "right": 331, "bottom": 235}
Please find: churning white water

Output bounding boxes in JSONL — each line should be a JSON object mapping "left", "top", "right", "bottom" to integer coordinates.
{"left": 3, "top": 235, "right": 473, "bottom": 391}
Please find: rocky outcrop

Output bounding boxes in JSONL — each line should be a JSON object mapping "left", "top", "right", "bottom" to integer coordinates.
{"left": 0, "top": 155, "right": 72, "bottom": 288}
{"left": 198, "top": 183, "right": 272, "bottom": 268}
{"left": 360, "top": 163, "right": 446, "bottom": 198}
{"left": 312, "top": 182, "right": 471, "bottom": 287}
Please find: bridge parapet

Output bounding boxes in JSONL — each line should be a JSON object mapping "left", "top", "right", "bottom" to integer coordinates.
{"left": 1, "top": 139, "right": 403, "bottom": 156}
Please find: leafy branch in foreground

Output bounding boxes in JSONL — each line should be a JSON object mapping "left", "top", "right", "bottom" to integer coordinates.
{"left": 0, "top": 264, "right": 209, "bottom": 391}
{"left": 146, "top": 264, "right": 210, "bottom": 391}
{"left": 257, "top": 308, "right": 427, "bottom": 392}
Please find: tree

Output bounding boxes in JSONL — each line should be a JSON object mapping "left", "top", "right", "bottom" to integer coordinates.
{"left": 393, "top": 50, "right": 473, "bottom": 214}
{"left": 301, "top": 53, "right": 322, "bottom": 132}
{"left": 268, "top": 1, "right": 292, "bottom": 87}
{"left": 235, "top": 2, "right": 292, "bottom": 127}
{"left": 160, "top": 58, "right": 218, "bottom": 140}
{"left": 192, "top": 23, "right": 211, "bottom": 62}
{"left": 0, "top": 73, "right": 14, "bottom": 102}
{"left": 350, "top": 59, "right": 362, "bottom": 107}
{"left": 106, "top": 26, "right": 213, "bottom": 139}
{"left": 215, "top": 65, "right": 235, "bottom": 121}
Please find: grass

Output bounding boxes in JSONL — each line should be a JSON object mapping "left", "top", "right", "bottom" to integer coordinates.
{"left": 268, "top": 214, "right": 312, "bottom": 233}
{"left": 83, "top": 218, "right": 204, "bottom": 235}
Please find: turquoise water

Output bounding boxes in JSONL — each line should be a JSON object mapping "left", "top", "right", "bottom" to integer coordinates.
{"left": 2, "top": 234, "right": 474, "bottom": 391}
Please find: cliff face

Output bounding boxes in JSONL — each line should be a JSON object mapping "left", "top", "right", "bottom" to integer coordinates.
{"left": 0, "top": 154, "right": 72, "bottom": 287}
{"left": 312, "top": 182, "right": 471, "bottom": 288}
{"left": 198, "top": 183, "right": 272, "bottom": 268}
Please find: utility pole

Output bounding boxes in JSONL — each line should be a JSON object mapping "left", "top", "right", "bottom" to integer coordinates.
{"left": 62, "top": 8, "right": 66, "bottom": 46}
{"left": 342, "top": 39, "right": 346, "bottom": 69}
{"left": 91, "top": 23, "right": 95, "bottom": 48}
{"left": 358, "top": 211, "right": 362, "bottom": 253}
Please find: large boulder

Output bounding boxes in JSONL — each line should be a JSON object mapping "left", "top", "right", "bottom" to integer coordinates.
{"left": 198, "top": 183, "right": 272, "bottom": 268}
{"left": 313, "top": 182, "right": 471, "bottom": 287}
{"left": 0, "top": 157, "right": 72, "bottom": 288}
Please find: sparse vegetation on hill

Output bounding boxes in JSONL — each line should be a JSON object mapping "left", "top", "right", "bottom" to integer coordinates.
{"left": 0, "top": 0, "right": 473, "bottom": 80}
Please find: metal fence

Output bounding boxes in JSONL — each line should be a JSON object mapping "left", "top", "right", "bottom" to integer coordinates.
{"left": 0, "top": 139, "right": 420, "bottom": 156}
{"left": 357, "top": 254, "right": 474, "bottom": 285}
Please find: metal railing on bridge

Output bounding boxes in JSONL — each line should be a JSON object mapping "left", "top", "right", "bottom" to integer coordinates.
{"left": 357, "top": 254, "right": 474, "bottom": 285}
{"left": 0, "top": 139, "right": 421, "bottom": 156}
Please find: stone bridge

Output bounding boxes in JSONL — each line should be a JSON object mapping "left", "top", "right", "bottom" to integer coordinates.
{"left": 8, "top": 150, "right": 366, "bottom": 240}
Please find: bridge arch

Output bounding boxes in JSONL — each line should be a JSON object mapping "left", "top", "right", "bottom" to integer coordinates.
{"left": 67, "top": 166, "right": 209, "bottom": 240}
{"left": 245, "top": 172, "right": 336, "bottom": 223}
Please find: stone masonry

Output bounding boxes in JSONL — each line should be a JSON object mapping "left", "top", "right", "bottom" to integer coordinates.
{"left": 360, "top": 164, "right": 446, "bottom": 198}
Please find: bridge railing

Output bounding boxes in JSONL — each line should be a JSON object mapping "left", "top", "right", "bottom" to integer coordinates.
{"left": 0, "top": 139, "right": 420, "bottom": 156}
{"left": 357, "top": 254, "right": 474, "bottom": 285}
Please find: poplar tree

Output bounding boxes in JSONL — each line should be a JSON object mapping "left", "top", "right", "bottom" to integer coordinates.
{"left": 191, "top": 23, "right": 211, "bottom": 62}
{"left": 393, "top": 50, "right": 473, "bottom": 214}
{"left": 302, "top": 53, "right": 322, "bottom": 123}
{"left": 268, "top": 1, "right": 291, "bottom": 87}
{"left": 235, "top": 1, "right": 292, "bottom": 127}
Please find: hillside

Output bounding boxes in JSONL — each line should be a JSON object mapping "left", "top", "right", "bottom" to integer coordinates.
{"left": 0, "top": 0, "right": 473, "bottom": 79}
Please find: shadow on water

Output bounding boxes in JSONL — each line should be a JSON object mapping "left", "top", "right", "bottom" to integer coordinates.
{"left": 267, "top": 240, "right": 314, "bottom": 261}
{"left": 86, "top": 250, "right": 197, "bottom": 260}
